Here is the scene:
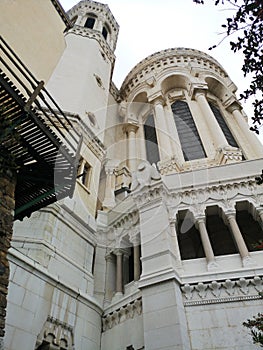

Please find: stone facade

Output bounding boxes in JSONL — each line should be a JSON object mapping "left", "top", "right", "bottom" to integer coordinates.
{"left": 2, "top": 1, "right": 263, "bottom": 349}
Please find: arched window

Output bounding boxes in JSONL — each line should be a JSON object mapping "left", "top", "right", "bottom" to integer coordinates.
{"left": 177, "top": 210, "right": 205, "bottom": 260}
{"left": 209, "top": 102, "right": 238, "bottom": 148}
{"left": 172, "top": 101, "right": 206, "bottom": 161}
{"left": 143, "top": 114, "right": 160, "bottom": 165}
{"left": 206, "top": 206, "right": 237, "bottom": 256}
{"left": 84, "top": 16, "right": 96, "bottom": 29}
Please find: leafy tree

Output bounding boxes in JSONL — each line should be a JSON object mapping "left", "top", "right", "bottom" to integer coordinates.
{"left": 243, "top": 292, "right": 263, "bottom": 347}
{"left": 193, "top": 0, "right": 263, "bottom": 134}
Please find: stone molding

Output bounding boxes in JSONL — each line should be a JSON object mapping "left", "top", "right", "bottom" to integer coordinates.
{"left": 35, "top": 316, "right": 74, "bottom": 349}
{"left": 120, "top": 47, "right": 228, "bottom": 98}
{"left": 66, "top": 26, "right": 115, "bottom": 64}
{"left": 102, "top": 297, "right": 142, "bottom": 332}
{"left": 216, "top": 146, "right": 243, "bottom": 164}
{"left": 181, "top": 276, "right": 262, "bottom": 306}
{"left": 158, "top": 156, "right": 182, "bottom": 175}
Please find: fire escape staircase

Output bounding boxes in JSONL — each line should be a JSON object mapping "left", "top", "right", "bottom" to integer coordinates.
{"left": 0, "top": 36, "right": 82, "bottom": 220}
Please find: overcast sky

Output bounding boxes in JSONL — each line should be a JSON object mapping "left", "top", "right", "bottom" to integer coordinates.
{"left": 60, "top": 0, "right": 262, "bottom": 141}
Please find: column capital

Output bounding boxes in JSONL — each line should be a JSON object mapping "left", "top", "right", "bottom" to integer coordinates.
{"left": 105, "top": 253, "right": 115, "bottom": 262}
{"left": 194, "top": 215, "right": 206, "bottom": 225}
{"left": 224, "top": 210, "right": 236, "bottom": 221}
{"left": 148, "top": 91, "right": 165, "bottom": 105}
{"left": 225, "top": 101, "right": 242, "bottom": 114}
{"left": 123, "top": 121, "right": 139, "bottom": 134}
{"left": 129, "top": 231, "right": 141, "bottom": 246}
{"left": 113, "top": 248, "right": 126, "bottom": 256}
{"left": 189, "top": 83, "right": 208, "bottom": 99}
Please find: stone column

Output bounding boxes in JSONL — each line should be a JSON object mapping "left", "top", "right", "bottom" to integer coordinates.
{"left": 227, "top": 103, "right": 263, "bottom": 156}
{"left": 256, "top": 207, "right": 263, "bottom": 230}
{"left": 169, "top": 218, "right": 182, "bottom": 266}
{"left": 95, "top": 16, "right": 103, "bottom": 31}
{"left": 115, "top": 250, "right": 123, "bottom": 294}
{"left": 133, "top": 244, "right": 141, "bottom": 281}
{"left": 125, "top": 123, "right": 139, "bottom": 173}
{"left": 195, "top": 216, "right": 217, "bottom": 269}
{"left": 102, "top": 165, "right": 116, "bottom": 210}
{"left": 225, "top": 211, "right": 251, "bottom": 264}
{"left": 195, "top": 90, "right": 228, "bottom": 149}
{"left": 152, "top": 98, "right": 173, "bottom": 160}
{"left": 104, "top": 253, "right": 116, "bottom": 305}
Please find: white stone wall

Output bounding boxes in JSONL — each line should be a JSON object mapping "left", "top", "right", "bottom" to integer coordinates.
{"left": 5, "top": 253, "right": 102, "bottom": 350}
{"left": 186, "top": 300, "right": 262, "bottom": 350}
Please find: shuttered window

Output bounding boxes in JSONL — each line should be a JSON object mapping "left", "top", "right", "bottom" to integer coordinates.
{"left": 172, "top": 101, "right": 206, "bottom": 161}
{"left": 144, "top": 114, "right": 160, "bottom": 165}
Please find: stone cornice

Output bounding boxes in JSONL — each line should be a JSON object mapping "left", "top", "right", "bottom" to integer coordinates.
{"left": 120, "top": 47, "right": 228, "bottom": 99}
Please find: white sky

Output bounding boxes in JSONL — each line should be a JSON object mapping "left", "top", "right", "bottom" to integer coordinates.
{"left": 60, "top": 0, "right": 262, "bottom": 141}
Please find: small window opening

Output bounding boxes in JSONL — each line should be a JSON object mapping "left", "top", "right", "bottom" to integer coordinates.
{"left": 85, "top": 17, "right": 95, "bottom": 29}
{"left": 102, "top": 26, "right": 108, "bottom": 40}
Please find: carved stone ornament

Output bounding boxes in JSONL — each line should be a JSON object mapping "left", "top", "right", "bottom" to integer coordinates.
{"left": 131, "top": 161, "right": 161, "bottom": 191}
{"left": 102, "top": 297, "right": 142, "bottom": 332}
{"left": 181, "top": 276, "right": 263, "bottom": 306}
{"left": 35, "top": 316, "right": 74, "bottom": 350}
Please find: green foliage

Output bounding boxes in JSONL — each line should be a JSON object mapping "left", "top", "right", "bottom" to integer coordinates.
{"left": 193, "top": 0, "right": 263, "bottom": 134}
{"left": 243, "top": 312, "right": 263, "bottom": 347}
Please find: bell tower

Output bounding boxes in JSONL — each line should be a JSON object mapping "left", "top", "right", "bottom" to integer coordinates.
{"left": 46, "top": 0, "right": 119, "bottom": 142}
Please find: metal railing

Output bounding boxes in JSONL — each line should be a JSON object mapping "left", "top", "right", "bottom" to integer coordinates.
{"left": 0, "top": 35, "right": 82, "bottom": 156}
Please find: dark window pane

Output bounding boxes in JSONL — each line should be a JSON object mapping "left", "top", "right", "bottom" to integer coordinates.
{"left": 236, "top": 210, "right": 263, "bottom": 252}
{"left": 209, "top": 102, "right": 238, "bottom": 148}
{"left": 172, "top": 101, "right": 206, "bottom": 161}
{"left": 84, "top": 17, "right": 95, "bottom": 29}
{"left": 177, "top": 215, "right": 205, "bottom": 260}
{"left": 206, "top": 214, "right": 238, "bottom": 256}
{"left": 102, "top": 26, "right": 108, "bottom": 40}
{"left": 144, "top": 114, "right": 160, "bottom": 165}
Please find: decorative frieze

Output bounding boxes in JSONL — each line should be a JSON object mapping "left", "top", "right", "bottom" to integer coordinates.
{"left": 181, "top": 276, "right": 262, "bottom": 306}
{"left": 102, "top": 297, "right": 142, "bottom": 332}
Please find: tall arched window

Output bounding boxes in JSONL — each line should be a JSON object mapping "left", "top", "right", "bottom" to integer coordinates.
{"left": 209, "top": 102, "right": 238, "bottom": 148}
{"left": 172, "top": 101, "right": 206, "bottom": 161}
{"left": 84, "top": 16, "right": 96, "bottom": 29}
{"left": 144, "top": 114, "right": 160, "bottom": 165}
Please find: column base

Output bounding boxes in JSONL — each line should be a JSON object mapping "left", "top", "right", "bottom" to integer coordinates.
{"left": 242, "top": 255, "right": 256, "bottom": 267}
{"left": 112, "top": 292, "right": 123, "bottom": 302}
{"left": 207, "top": 260, "right": 219, "bottom": 271}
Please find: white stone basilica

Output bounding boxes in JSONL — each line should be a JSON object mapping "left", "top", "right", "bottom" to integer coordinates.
{"left": 4, "top": 1, "right": 263, "bottom": 349}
